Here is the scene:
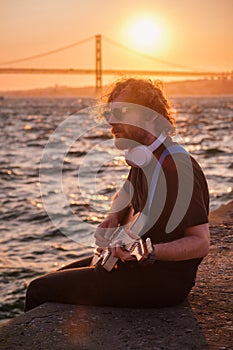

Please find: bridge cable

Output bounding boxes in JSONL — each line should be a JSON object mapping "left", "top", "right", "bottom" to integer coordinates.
{"left": 0, "top": 36, "right": 93, "bottom": 66}
{"left": 103, "top": 35, "right": 199, "bottom": 71}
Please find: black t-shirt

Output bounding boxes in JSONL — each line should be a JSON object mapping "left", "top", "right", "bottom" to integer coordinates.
{"left": 124, "top": 139, "right": 209, "bottom": 282}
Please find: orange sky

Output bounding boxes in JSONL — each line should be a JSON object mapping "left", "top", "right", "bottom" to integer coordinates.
{"left": 0, "top": 0, "right": 232, "bottom": 90}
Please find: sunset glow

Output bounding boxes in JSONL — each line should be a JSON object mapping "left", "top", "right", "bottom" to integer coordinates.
{"left": 127, "top": 17, "right": 165, "bottom": 53}
{"left": 0, "top": 0, "right": 232, "bottom": 90}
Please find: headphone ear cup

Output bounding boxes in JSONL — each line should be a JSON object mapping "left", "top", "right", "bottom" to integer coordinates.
{"left": 125, "top": 146, "right": 153, "bottom": 167}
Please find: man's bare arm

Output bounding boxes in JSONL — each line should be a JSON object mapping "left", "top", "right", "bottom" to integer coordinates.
{"left": 152, "top": 223, "right": 210, "bottom": 261}
{"left": 108, "top": 187, "right": 132, "bottom": 224}
{"left": 111, "top": 223, "right": 210, "bottom": 262}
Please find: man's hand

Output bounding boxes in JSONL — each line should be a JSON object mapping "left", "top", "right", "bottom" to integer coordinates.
{"left": 109, "top": 230, "right": 149, "bottom": 263}
{"left": 94, "top": 213, "right": 119, "bottom": 248}
{"left": 110, "top": 243, "right": 136, "bottom": 262}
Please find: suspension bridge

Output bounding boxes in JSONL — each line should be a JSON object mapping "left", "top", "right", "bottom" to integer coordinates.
{"left": 0, "top": 34, "right": 231, "bottom": 89}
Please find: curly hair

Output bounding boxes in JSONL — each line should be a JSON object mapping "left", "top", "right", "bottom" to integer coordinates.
{"left": 106, "top": 78, "right": 175, "bottom": 127}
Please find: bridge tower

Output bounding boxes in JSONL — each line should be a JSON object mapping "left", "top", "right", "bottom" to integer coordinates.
{"left": 95, "top": 34, "right": 102, "bottom": 90}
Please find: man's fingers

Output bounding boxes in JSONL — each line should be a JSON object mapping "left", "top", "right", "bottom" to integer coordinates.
{"left": 110, "top": 245, "right": 124, "bottom": 259}
{"left": 94, "top": 232, "right": 109, "bottom": 248}
{"left": 94, "top": 226, "right": 119, "bottom": 248}
{"left": 110, "top": 245, "right": 135, "bottom": 262}
{"left": 94, "top": 226, "right": 110, "bottom": 246}
{"left": 115, "top": 246, "right": 127, "bottom": 261}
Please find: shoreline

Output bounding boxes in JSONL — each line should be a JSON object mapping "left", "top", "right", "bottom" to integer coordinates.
{"left": 1, "top": 94, "right": 233, "bottom": 100}
{"left": 1, "top": 78, "right": 233, "bottom": 98}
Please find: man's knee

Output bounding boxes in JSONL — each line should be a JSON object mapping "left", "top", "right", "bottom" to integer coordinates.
{"left": 28, "top": 275, "right": 46, "bottom": 293}
{"left": 25, "top": 275, "right": 47, "bottom": 311}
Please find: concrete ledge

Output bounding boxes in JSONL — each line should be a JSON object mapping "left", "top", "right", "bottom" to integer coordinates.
{"left": 0, "top": 301, "right": 208, "bottom": 350}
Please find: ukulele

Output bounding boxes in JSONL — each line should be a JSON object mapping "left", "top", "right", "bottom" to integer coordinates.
{"left": 91, "top": 208, "right": 153, "bottom": 271}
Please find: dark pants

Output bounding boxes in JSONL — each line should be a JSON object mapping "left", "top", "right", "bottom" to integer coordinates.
{"left": 24, "top": 256, "right": 193, "bottom": 312}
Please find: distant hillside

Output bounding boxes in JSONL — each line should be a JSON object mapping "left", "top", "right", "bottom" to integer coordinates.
{"left": 165, "top": 78, "right": 233, "bottom": 97}
{"left": 0, "top": 85, "right": 99, "bottom": 98}
{"left": 1, "top": 79, "right": 232, "bottom": 98}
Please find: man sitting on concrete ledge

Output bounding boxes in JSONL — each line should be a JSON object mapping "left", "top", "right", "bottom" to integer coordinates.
{"left": 25, "top": 78, "right": 210, "bottom": 311}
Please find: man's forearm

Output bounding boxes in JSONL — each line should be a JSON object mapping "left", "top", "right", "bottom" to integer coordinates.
{"left": 107, "top": 206, "right": 132, "bottom": 225}
{"left": 153, "top": 230, "right": 210, "bottom": 261}
{"left": 108, "top": 187, "right": 132, "bottom": 225}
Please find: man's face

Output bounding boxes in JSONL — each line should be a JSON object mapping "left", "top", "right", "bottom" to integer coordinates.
{"left": 107, "top": 96, "right": 153, "bottom": 150}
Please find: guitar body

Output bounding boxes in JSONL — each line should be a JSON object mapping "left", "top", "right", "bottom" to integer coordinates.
{"left": 92, "top": 207, "right": 147, "bottom": 272}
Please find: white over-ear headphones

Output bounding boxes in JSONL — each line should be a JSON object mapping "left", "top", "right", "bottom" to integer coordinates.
{"left": 125, "top": 133, "right": 167, "bottom": 167}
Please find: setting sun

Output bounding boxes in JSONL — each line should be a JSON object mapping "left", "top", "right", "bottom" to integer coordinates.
{"left": 126, "top": 17, "right": 165, "bottom": 54}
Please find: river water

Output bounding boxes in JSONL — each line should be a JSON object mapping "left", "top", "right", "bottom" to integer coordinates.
{"left": 0, "top": 96, "right": 232, "bottom": 321}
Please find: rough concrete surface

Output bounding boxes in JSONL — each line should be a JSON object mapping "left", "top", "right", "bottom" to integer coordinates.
{"left": 0, "top": 301, "right": 208, "bottom": 350}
